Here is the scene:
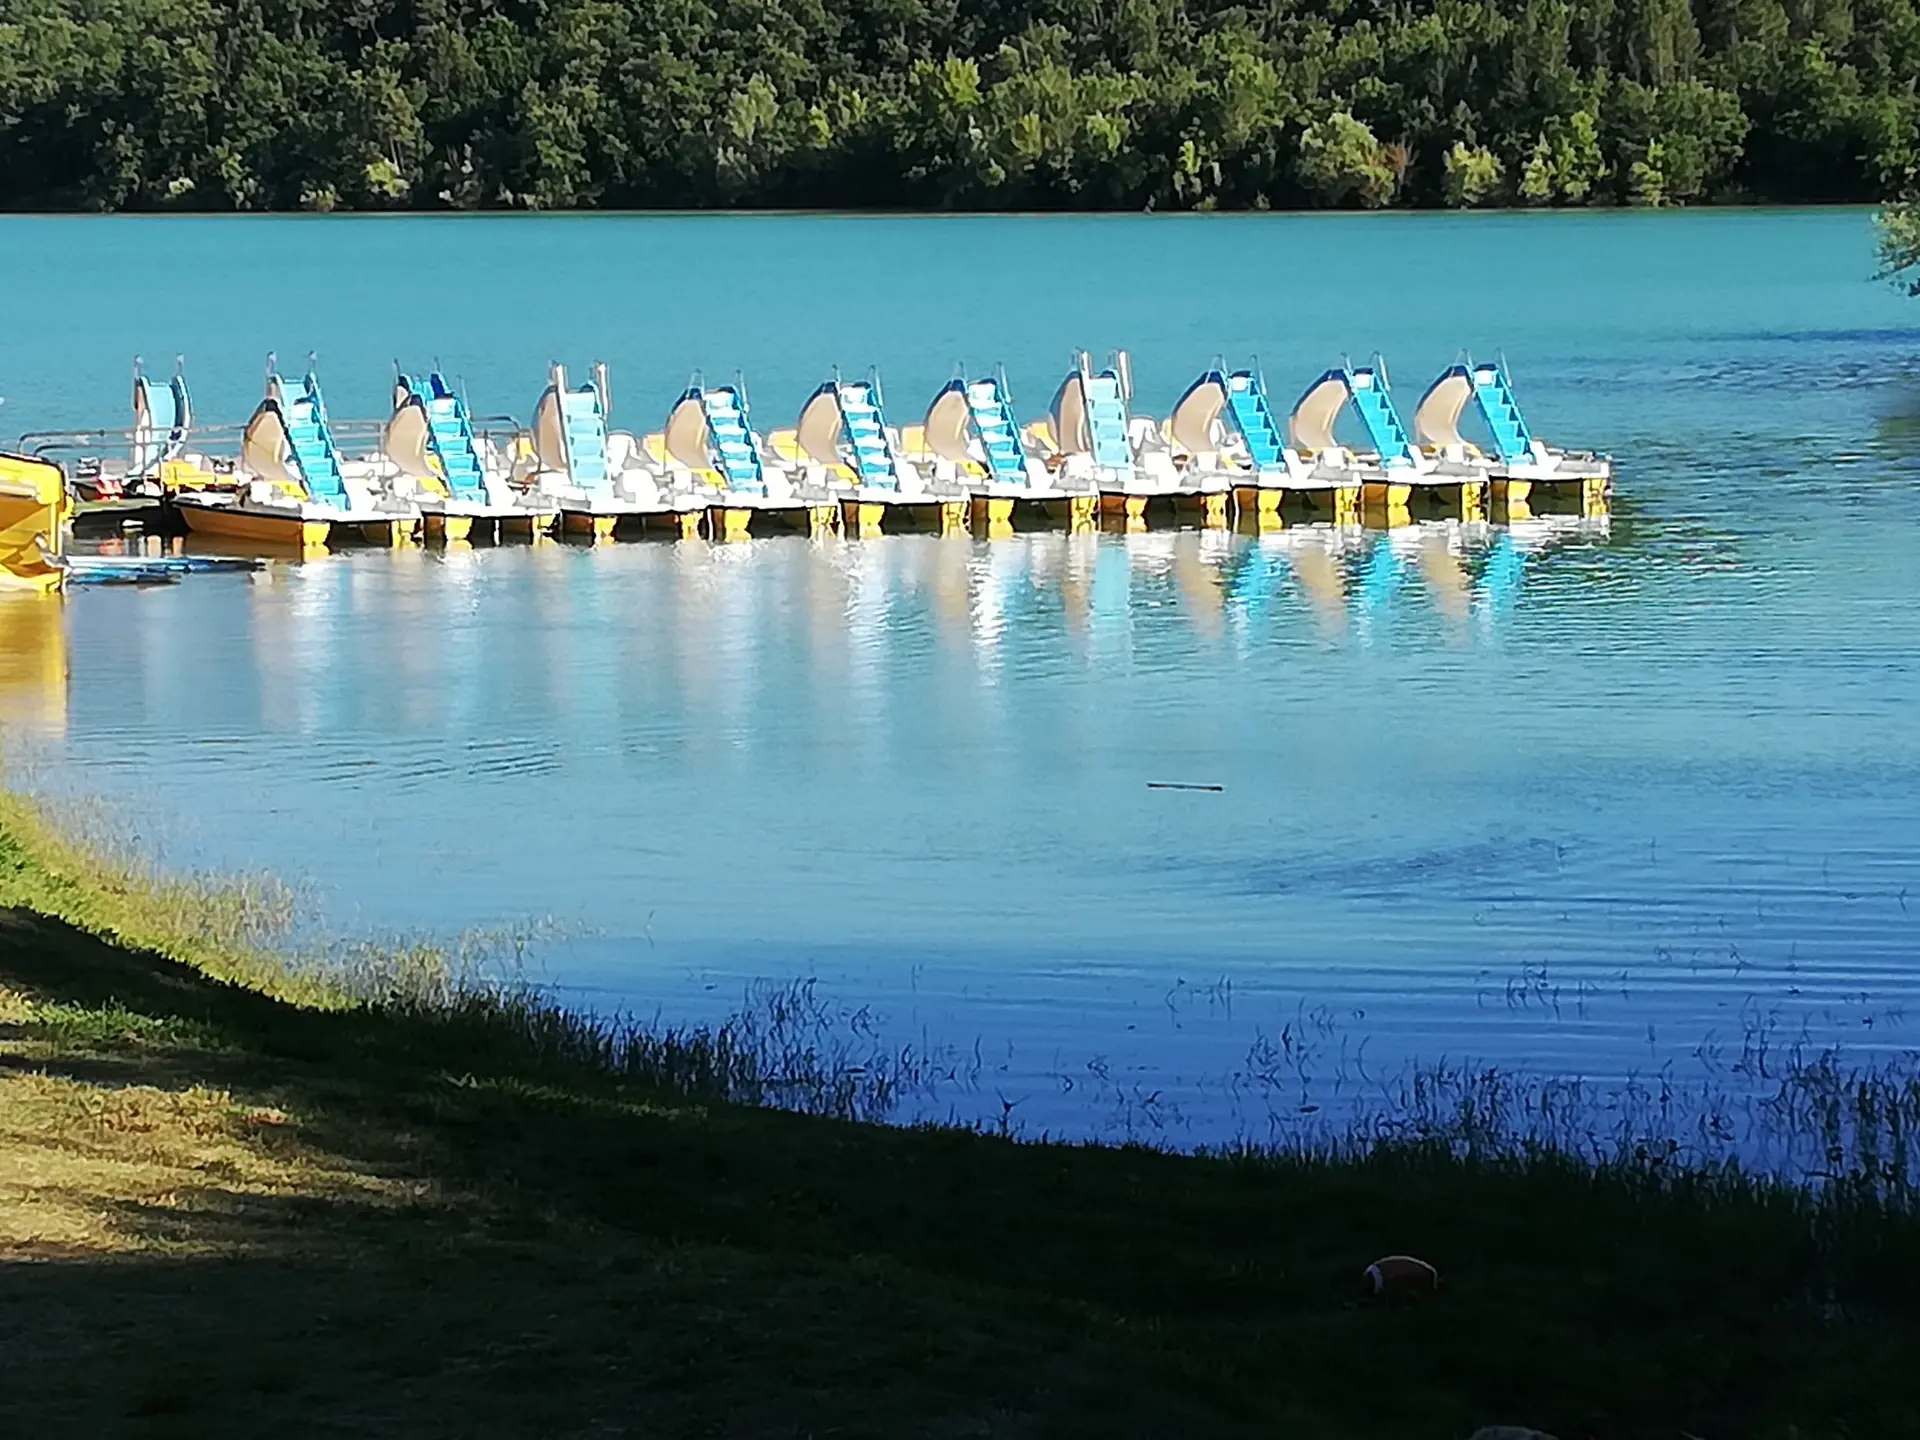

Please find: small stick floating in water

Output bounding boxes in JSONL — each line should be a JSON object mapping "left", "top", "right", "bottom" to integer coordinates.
{"left": 1147, "top": 782, "right": 1224, "bottom": 792}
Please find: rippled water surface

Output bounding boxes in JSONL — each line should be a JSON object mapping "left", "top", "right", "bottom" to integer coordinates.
{"left": 3, "top": 210, "right": 1919, "bottom": 1144}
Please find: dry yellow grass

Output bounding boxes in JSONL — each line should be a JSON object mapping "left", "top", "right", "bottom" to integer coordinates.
{"left": 0, "top": 1061, "right": 415, "bottom": 1258}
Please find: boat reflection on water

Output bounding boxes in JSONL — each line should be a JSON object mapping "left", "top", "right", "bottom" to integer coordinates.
{"left": 770, "top": 515, "right": 1613, "bottom": 678}
{"left": 167, "top": 516, "right": 1614, "bottom": 767}
{"left": 0, "top": 595, "right": 68, "bottom": 738}
{"left": 1417, "top": 530, "right": 1473, "bottom": 626}
{"left": 833, "top": 517, "right": 1609, "bottom": 663}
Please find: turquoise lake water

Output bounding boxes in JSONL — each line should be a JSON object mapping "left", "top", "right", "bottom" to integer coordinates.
{"left": 3, "top": 210, "right": 1919, "bottom": 1144}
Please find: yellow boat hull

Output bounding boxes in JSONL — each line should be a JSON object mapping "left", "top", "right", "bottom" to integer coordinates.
{"left": 840, "top": 500, "right": 885, "bottom": 537}
{"left": 0, "top": 454, "right": 69, "bottom": 593}
{"left": 1361, "top": 481, "right": 1413, "bottom": 509}
{"left": 176, "top": 502, "right": 331, "bottom": 551}
{"left": 1031, "top": 494, "right": 1099, "bottom": 530}
{"left": 1175, "top": 491, "right": 1230, "bottom": 527}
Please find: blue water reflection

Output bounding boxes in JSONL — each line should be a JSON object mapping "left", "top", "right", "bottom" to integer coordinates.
{"left": 4, "top": 208, "right": 1919, "bottom": 1145}
{"left": 5, "top": 498, "right": 1908, "bottom": 1145}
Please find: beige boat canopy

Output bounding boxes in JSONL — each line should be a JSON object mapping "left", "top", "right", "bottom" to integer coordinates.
{"left": 795, "top": 387, "right": 843, "bottom": 467}
{"left": 1168, "top": 374, "right": 1228, "bottom": 456}
{"left": 381, "top": 383, "right": 436, "bottom": 481}
{"left": 1289, "top": 372, "right": 1350, "bottom": 453}
{"left": 240, "top": 382, "right": 300, "bottom": 492}
{"left": 531, "top": 362, "right": 619, "bottom": 478}
{"left": 1049, "top": 371, "right": 1093, "bottom": 456}
{"left": 663, "top": 392, "right": 712, "bottom": 471}
{"left": 922, "top": 384, "right": 976, "bottom": 467}
{"left": 531, "top": 367, "right": 569, "bottom": 473}
{"left": 1412, "top": 368, "right": 1474, "bottom": 450}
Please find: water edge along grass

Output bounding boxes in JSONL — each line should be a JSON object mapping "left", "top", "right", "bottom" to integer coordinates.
{"left": 4, "top": 789, "right": 1920, "bottom": 1437}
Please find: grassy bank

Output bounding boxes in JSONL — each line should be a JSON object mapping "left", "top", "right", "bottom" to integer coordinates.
{"left": 4, "top": 795, "right": 1920, "bottom": 1438}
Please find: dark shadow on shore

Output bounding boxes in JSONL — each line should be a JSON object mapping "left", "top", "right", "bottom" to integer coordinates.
{"left": 5, "top": 905, "right": 1920, "bottom": 1438}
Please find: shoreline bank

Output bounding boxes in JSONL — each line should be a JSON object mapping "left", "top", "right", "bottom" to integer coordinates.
{"left": 2, "top": 792, "right": 1918, "bottom": 1437}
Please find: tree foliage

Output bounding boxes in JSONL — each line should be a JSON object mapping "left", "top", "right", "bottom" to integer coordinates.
{"left": 1, "top": 0, "right": 1917, "bottom": 210}
{"left": 1882, "top": 202, "right": 1920, "bottom": 293}
{"left": 1298, "top": 112, "right": 1399, "bottom": 209}
{"left": 1443, "top": 142, "right": 1506, "bottom": 207}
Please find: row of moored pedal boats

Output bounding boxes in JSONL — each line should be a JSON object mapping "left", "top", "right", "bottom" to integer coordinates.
{"left": 26, "top": 352, "right": 1613, "bottom": 548}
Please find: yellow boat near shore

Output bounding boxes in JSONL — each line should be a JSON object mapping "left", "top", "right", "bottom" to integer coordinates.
{"left": 0, "top": 454, "right": 70, "bottom": 592}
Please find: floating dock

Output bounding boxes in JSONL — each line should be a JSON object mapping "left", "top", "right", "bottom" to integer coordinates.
{"left": 9, "top": 350, "right": 1612, "bottom": 572}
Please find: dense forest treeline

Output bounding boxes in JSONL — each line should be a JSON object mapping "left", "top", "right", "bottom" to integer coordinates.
{"left": 1, "top": 0, "right": 1917, "bottom": 211}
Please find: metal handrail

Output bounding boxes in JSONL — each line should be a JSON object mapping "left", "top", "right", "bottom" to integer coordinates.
{"left": 19, "top": 420, "right": 251, "bottom": 459}
{"left": 323, "top": 419, "right": 392, "bottom": 444}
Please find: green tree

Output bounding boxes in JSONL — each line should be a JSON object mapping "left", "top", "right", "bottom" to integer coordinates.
{"left": 1527, "top": 109, "right": 1611, "bottom": 202}
{"left": 1627, "top": 138, "right": 1668, "bottom": 202}
{"left": 1649, "top": 81, "right": 1749, "bottom": 199}
{"left": 2, "top": 0, "right": 1919, "bottom": 211}
{"left": 1295, "top": 110, "right": 1398, "bottom": 207}
{"left": 1880, "top": 201, "right": 1920, "bottom": 294}
{"left": 1442, "top": 140, "right": 1505, "bottom": 204}
{"left": 1606, "top": 79, "right": 1747, "bottom": 201}
{"left": 1518, "top": 137, "right": 1555, "bottom": 202}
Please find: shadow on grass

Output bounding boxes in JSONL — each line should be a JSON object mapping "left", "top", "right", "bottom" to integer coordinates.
{"left": 0, "top": 905, "right": 295, "bottom": 1024}
{"left": 6, "top": 904, "right": 1920, "bottom": 1438}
